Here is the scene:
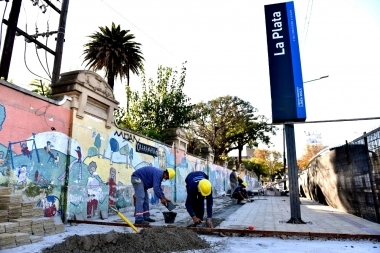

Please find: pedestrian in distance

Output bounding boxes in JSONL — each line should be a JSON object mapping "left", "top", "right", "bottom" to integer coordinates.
{"left": 185, "top": 171, "right": 214, "bottom": 228}
{"left": 131, "top": 166, "right": 175, "bottom": 225}
{"left": 229, "top": 166, "right": 238, "bottom": 198}
{"left": 232, "top": 181, "right": 250, "bottom": 204}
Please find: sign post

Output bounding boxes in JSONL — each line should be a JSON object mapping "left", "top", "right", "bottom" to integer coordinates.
{"left": 264, "top": 1, "right": 305, "bottom": 224}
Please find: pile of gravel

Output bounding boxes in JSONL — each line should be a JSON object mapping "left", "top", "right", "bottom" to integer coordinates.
{"left": 42, "top": 226, "right": 211, "bottom": 253}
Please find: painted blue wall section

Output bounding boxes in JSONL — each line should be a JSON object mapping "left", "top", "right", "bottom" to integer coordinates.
{"left": 264, "top": 1, "right": 306, "bottom": 123}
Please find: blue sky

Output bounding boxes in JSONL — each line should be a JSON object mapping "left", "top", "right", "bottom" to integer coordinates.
{"left": 1, "top": 0, "right": 380, "bottom": 158}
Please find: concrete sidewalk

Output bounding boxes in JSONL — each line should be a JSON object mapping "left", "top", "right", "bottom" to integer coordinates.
{"left": 220, "top": 195, "right": 380, "bottom": 236}
{"left": 111, "top": 194, "right": 380, "bottom": 238}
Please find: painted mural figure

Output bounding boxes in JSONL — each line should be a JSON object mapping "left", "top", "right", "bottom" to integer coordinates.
{"left": 129, "top": 148, "right": 133, "bottom": 167}
{"left": 54, "top": 153, "right": 59, "bottom": 168}
{"left": 108, "top": 167, "right": 117, "bottom": 207}
{"left": 75, "top": 146, "right": 82, "bottom": 163}
{"left": 75, "top": 146, "right": 83, "bottom": 180}
{"left": 16, "top": 165, "right": 28, "bottom": 187}
{"left": 86, "top": 161, "right": 102, "bottom": 218}
{"left": 21, "top": 142, "right": 32, "bottom": 159}
{"left": 44, "top": 196, "right": 58, "bottom": 217}
{"left": 0, "top": 151, "right": 6, "bottom": 167}
{"left": 45, "top": 141, "right": 57, "bottom": 164}
{"left": 158, "top": 147, "right": 166, "bottom": 170}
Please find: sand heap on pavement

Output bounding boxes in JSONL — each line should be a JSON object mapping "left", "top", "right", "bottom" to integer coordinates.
{"left": 41, "top": 226, "right": 212, "bottom": 253}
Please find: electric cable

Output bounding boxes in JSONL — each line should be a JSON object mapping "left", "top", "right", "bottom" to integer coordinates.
{"left": 98, "top": 0, "right": 181, "bottom": 62}
{"left": 302, "top": 0, "right": 311, "bottom": 42}
{"left": 23, "top": 23, "right": 50, "bottom": 82}
{"left": 44, "top": 21, "right": 51, "bottom": 78}
{"left": 303, "top": 0, "right": 314, "bottom": 46}
{"left": 35, "top": 42, "right": 51, "bottom": 80}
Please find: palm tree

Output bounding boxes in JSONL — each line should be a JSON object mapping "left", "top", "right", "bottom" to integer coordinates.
{"left": 82, "top": 22, "right": 144, "bottom": 109}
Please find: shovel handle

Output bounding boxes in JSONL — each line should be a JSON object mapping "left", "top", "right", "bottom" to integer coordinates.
{"left": 109, "top": 205, "right": 139, "bottom": 233}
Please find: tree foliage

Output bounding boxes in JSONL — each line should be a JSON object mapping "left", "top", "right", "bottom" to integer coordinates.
{"left": 28, "top": 79, "right": 52, "bottom": 98}
{"left": 115, "top": 63, "right": 198, "bottom": 141}
{"left": 253, "top": 149, "right": 284, "bottom": 180}
{"left": 297, "top": 144, "right": 327, "bottom": 170}
{"left": 189, "top": 95, "right": 277, "bottom": 165}
{"left": 82, "top": 22, "right": 144, "bottom": 96}
{"left": 241, "top": 158, "right": 268, "bottom": 180}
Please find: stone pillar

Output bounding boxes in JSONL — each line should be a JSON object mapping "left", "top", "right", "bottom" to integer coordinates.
{"left": 50, "top": 70, "right": 119, "bottom": 129}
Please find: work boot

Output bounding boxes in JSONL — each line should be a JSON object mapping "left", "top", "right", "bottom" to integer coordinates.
{"left": 144, "top": 217, "right": 156, "bottom": 222}
{"left": 134, "top": 220, "right": 149, "bottom": 225}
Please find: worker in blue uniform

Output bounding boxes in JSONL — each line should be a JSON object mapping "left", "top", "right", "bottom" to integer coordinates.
{"left": 185, "top": 171, "right": 213, "bottom": 228}
{"left": 131, "top": 166, "right": 175, "bottom": 225}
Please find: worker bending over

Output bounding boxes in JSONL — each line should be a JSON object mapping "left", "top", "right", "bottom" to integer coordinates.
{"left": 232, "top": 181, "right": 250, "bottom": 204}
{"left": 131, "top": 166, "right": 175, "bottom": 225}
{"left": 185, "top": 171, "right": 213, "bottom": 228}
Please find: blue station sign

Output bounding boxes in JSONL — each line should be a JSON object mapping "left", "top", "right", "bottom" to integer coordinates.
{"left": 264, "top": 1, "right": 306, "bottom": 123}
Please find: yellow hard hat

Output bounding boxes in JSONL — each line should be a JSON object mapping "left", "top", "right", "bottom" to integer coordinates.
{"left": 232, "top": 166, "right": 236, "bottom": 171}
{"left": 166, "top": 168, "right": 175, "bottom": 180}
{"left": 198, "top": 179, "right": 212, "bottom": 196}
{"left": 242, "top": 182, "right": 248, "bottom": 187}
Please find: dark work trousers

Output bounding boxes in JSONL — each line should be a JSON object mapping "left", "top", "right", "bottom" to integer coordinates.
{"left": 191, "top": 193, "right": 205, "bottom": 220}
{"left": 232, "top": 192, "right": 244, "bottom": 203}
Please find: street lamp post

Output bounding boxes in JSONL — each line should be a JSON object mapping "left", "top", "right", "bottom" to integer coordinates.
{"left": 285, "top": 75, "right": 329, "bottom": 224}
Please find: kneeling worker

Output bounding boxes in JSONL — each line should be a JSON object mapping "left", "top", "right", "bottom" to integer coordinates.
{"left": 232, "top": 181, "right": 250, "bottom": 204}
{"left": 185, "top": 171, "right": 213, "bottom": 228}
{"left": 131, "top": 166, "right": 175, "bottom": 225}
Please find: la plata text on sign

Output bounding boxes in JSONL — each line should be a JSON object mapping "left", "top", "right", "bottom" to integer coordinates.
{"left": 272, "top": 12, "right": 285, "bottom": 56}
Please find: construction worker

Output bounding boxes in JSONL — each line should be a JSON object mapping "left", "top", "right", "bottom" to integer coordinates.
{"left": 131, "top": 166, "right": 175, "bottom": 225}
{"left": 232, "top": 181, "right": 250, "bottom": 204}
{"left": 229, "top": 166, "right": 238, "bottom": 197}
{"left": 185, "top": 171, "right": 213, "bottom": 228}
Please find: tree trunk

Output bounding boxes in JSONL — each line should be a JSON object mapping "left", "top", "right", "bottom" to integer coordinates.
{"left": 126, "top": 69, "right": 130, "bottom": 112}
{"left": 238, "top": 146, "right": 243, "bottom": 165}
{"left": 107, "top": 75, "right": 114, "bottom": 90}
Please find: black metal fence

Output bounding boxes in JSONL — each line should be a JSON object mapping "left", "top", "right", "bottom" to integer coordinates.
{"left": 308, "top": 127, "right": 380, "bottom": 223}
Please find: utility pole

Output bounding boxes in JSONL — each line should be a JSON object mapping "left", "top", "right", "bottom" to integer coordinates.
{"left": 51, "top": 0, "right": 69, "bottom": 84}
{"left": 0, "top": 0, "right": 22, "bottom": 80}
{"left": 0, "top": 0, "right": 69, "bottom": 84}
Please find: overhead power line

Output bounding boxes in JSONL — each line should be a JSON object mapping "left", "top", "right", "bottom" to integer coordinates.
{"left": 99, "top": 0, "right": 182, "bottom": 62}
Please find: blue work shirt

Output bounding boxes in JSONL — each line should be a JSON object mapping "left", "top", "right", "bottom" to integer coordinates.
{"left": 185, "top": 171, "right": 213, "bottom": 218}
{"left": 132, "top": 166, "right": 165, "bottom": 199}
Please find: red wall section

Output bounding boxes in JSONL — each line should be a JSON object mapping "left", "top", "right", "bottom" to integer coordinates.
{"left": 0, "top": 85, "right": 71, "bottom": 152}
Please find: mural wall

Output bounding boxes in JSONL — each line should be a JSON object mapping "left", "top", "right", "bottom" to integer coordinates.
{"left": 0, "top": 75, "right": 255, "bottom": 223}
{"left": 0, "top": 83, "right": 72, "bottom": 219}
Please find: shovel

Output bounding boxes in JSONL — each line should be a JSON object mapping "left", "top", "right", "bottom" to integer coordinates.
{"left": 164, "top": 201, "right": 176, "bottom": 211}
{"left": 109, "top": 205, "right": 139, "bottom": 233}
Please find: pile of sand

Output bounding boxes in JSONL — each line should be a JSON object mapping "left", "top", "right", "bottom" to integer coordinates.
{"left": 42, "top": 226, "right": 211, "bottom": 253}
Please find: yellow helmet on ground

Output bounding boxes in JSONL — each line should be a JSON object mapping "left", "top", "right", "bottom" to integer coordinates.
{"left": 242, "top": 182, "right": 248, "bottom": 187}
{"left": 198, "top": 179, "right": 212, "bottom": 196}
{"left": 166, "top": 168, "right": 175, "bottom": 180}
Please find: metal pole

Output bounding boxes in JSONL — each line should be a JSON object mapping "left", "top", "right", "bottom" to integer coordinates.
{"left": 285, "top": 123, "right": 304, "bottom": 223}
{"left": 173, "top": 142, "right": 177, "bottom": 203}
{"left": 51, "top": 0, "right": 70, "bottom": 84}
{"left": 0, "top": 0, "right": 22, "bottom": 80}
